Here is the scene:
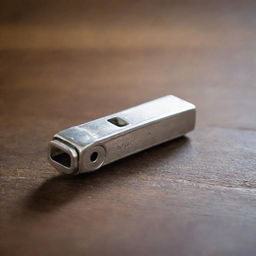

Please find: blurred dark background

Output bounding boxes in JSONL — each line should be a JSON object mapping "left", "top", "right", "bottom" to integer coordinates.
{"left": 0, "top": 1, "right": 256, "bottom": 255}
{"left": 1, "top": 0, "right": 255, "bottom": 129}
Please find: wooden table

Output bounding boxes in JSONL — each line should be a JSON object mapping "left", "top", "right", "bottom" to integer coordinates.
{"left": 1, "top": 1, "right": 256, "bottom": 255}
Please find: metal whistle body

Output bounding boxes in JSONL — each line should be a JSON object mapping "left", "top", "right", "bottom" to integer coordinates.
{"left": 48, "top": 95, "right": 196, "bottom": 175}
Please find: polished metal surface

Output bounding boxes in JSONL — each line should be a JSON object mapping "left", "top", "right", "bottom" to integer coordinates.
{"left": 48, "top": 95, "right": 196, "bottom": 175}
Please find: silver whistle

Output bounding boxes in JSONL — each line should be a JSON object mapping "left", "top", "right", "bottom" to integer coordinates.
{"left": 48, "top": 95, "right": 196, "bottom": 175}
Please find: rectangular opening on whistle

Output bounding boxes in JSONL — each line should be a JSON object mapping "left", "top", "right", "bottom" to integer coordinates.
{"left": 107, "top": 117, "right": 129, "bottom": 127}
{"left": 50, "top": 146, "right": 71, "bottom": 168}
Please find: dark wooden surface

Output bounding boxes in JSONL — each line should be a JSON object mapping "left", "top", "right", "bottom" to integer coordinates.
{"left": 1, "top": 1, "right": 256, "bottom": 255}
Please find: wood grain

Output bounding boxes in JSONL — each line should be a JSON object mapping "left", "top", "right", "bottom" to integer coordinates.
{"left": 1, "top": 1, "right": 256, "bottom": 255}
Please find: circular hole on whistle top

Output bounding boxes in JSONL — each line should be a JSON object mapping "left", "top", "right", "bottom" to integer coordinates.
{"left": 90, "top": 152, "right": 98, "bottom": 162}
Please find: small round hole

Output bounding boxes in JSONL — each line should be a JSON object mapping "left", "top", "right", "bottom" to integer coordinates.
{"left": 90, "top": 152, "right": 98, "bottom": 162}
